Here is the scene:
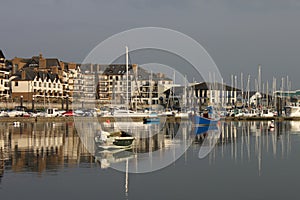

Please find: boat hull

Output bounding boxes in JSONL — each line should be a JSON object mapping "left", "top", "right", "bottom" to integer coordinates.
{"left": 193, "top": 115, "right": 219, "bottom": 126}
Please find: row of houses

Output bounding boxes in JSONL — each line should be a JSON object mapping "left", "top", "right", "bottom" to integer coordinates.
{"left": 0, "top": 50, "right": 177, "bottom": 107}
{"left": 0, "top": 49, "right": 240, "bottom": 109}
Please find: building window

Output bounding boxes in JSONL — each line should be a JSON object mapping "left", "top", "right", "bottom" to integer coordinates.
{"left": 34, "top": 82, "right": 37, "bottom": 87}
{"left": 39, "top": 82, "right": 41, "bottom": 87}
{"left": 44, "top": 83, "right": 46, "bottom": 87}
{"left": 15, "top": 81, "right": 18, "bottom": 86}
{"left": 49, "top": 83, "right": 51, "bottom": 87}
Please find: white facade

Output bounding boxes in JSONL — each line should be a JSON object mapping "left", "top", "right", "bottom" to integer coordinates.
{"left": 0, "top": 70, "right": 10, "bottom": 98}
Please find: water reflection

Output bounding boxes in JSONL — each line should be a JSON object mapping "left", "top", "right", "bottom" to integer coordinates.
{"left": 208, "top": 120, "right": 295, "bottom": 176}
{"left": 0, "top": 121, "right": 93, "bottom": 179}
{"left": 92, "top": 121, "right": 194, "bottom": 172}
{"left": 0, "top": 120, "right": 300, "bottom": 179}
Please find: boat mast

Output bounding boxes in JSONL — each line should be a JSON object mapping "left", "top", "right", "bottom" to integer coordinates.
{"left": 266, "top": 81, "right": 269, "bottom": 108}
{"left": 126, "top": 46, "right": 129, "bottom": 113}
{"left": 258, "top": 65, "right": 261, "bottom": 108}
{"left": 234, "top": 75, "right": 237, "bottom": 107}
{"left": 173, "top": 70, "right": 175, "bottom": 109}
{"left": 241, "top": 72, "right": 244, "bottom": 108}
{"left": 247, "top": 75, "right": 250, "bottom": 108}
{"left": 231, "top": 75, "right": 233, "bottom": 107}
{"left": 149, "top": 71, "right": 152, "bottom": 109}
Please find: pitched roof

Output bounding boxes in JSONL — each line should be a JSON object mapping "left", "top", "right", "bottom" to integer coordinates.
{"left": 193, "top": 82, "right": 241, "bottom": 91}
{"left": 16, "top": 56, "right": 61, "bottom": 70}
{"left": 0, "top": 50, "right": 5, "bottom": 59}
{"left": 103, "top": 64, "right": 133, "bottom": 75}
{"left": 46, "top": 58, "right": 60, "bottom": 68}
{"left": 12, "top": 67, "right": 60, "bottom": 82}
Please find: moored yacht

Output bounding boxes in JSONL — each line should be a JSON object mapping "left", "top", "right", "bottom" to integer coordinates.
{"left": 285, "top": 103, "right": 300, "bottom": 117}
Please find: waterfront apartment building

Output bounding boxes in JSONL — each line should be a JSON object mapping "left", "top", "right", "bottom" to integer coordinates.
{"left": 9, "top": 53, "right": 79, "bottom": 104}
{"left": 73, "top": 64, "right": 173, "bottom": 106}
{"left": 0, "top": 51, "right": 10, "bottom": 99}
{"left": 163, "top": 82, "right": 239, "bottom": 110}
{"left": 11, "top": 67, "right": 63, "bottom": 103}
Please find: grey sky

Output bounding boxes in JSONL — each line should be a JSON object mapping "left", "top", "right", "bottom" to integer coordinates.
{"left": 1, "top": 0, "right": 300, "bottom": 89}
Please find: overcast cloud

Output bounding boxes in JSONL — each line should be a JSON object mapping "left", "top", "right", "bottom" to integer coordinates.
{"left": 1, "top": 0, "right": 300, "bottom": 89}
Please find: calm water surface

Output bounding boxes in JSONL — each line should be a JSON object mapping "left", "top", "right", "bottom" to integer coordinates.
{"left": 1, "top": 120, "right": 300, "bottom": 200}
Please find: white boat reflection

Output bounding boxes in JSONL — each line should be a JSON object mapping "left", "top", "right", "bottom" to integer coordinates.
{"left": 289, "top": 121, "right": 300, "bottom": 133}
{"left": 95, "top": 148, "right": 136, "bottom": 169}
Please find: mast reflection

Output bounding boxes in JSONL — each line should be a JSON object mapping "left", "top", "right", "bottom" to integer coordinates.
{"left": 0, "top": 120, "right": 297, "bottom": 179}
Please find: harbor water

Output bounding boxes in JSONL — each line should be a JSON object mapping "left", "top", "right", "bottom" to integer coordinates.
{"left": 0, "top": 120, "right": 300, "bottom": 199}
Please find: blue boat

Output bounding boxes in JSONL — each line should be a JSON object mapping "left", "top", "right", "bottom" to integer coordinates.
{"left": 193, "top": 115, "right": 219, "bottom": 126}
{"left": 193, "top": 106, "right": 219, "bottom": 127}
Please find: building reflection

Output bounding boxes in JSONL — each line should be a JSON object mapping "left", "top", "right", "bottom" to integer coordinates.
{"left": 0, "top": 121, "right": 93, "bottom": 176}
{"left": 0, "top": 120, "right": 298, "bottom": 179}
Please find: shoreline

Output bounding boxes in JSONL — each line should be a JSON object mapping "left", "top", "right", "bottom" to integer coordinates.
{"left": 1, "top": 116, "right": 300, "bottom": 123}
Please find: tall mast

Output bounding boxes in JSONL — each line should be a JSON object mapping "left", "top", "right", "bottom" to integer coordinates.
{"left": 266, "top": 81, "right": 269, "bottom": 108}
{"left": 241, "top": 72, "right": 243, "bottom": 108}
{"left": 149, "top": 71, "right": 152, "bottom": 108}
{"left": 234, "top": 75, "right": 237, "bottom": 106}
{"left": 258, "top": 65, "right": 261, "bottom": 94}
{"left": 258, "top": 65, "right": 261, "bottom": 107}
{"left": 247, "top": 75, "right": 250, "bottom": 108}
{"left": 126, "top": 46, "right": 129, "bottom": 112}
{"left": 221, "top": 78, "right": 224, "bottom": 107}
{"left": 231, "top": 75, "right": 233, "bottom": 107}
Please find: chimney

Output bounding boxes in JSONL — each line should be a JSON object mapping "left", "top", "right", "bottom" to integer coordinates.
{"left": 132, "top": 64, "right": 138, "bottom": 75}
{"left": 90, "top": 64, "right": 93, "bottom": 73}
{"left": 21, "top": 70, "right": 26, "bottom": 80}
{"left": 60, "top": 61, "right": 65, "bottom": 71}
{"left": 51, "top": 66, "right": 58, "bottom": 74}
{"left": 39, "top": 57, "right": 46, "bottom": 69}
{"left": 68, "top": 63, "right": 76, "bottom": 70}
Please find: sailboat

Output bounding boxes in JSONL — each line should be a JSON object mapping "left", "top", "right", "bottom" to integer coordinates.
{"left": 112, "top": 46, "right": 158, "bottom": 119}
{"left": 192, "top": 81, "right": 220, "bottom": 127}
{"left": 193, "top": 106, "right": 219, "bottom": 126}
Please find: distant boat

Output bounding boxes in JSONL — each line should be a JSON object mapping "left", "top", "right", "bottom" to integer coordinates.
{"left": 112, "top": 109, "right": 155, "bottom": 118}
{"left": 143, "top": 117, "right": 160, "bottom": 124}
{"left": 260, "top": 109, "right": 275, "bottom": 117}
{"left": 285, "top": 104, "right": 300, "bottom": 117}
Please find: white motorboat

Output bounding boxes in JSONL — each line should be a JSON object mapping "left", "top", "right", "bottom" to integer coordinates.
{"left": 260, "top": 109, "right": 274, "bottom": 117}
{"left": 95, "top": 130, "right": 135, "bottom": 150}
{"left": 285, "top": 104, "right": 300, "bottom": 117}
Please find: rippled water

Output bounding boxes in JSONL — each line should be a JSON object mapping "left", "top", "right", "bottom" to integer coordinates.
{"left": 1, "top": 120, "right": 300, "bottom": 199}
